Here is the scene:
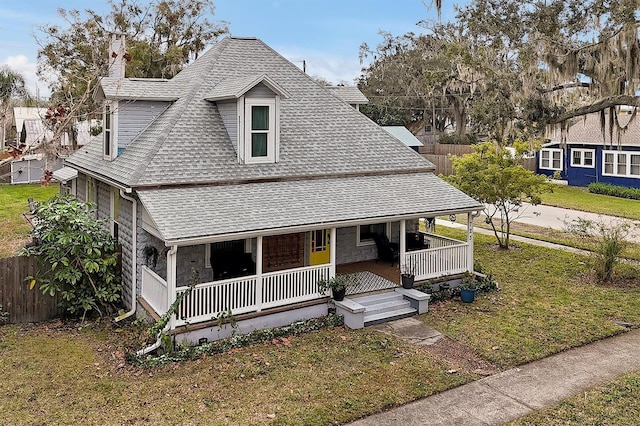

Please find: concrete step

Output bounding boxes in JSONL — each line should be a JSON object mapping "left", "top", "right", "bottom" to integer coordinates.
{"left": 351, "top": 291, "right": 403, "bottom": 306}
{"left": 363, "top": 299, "right": 412, "bottom": 316}
{"left": 364, "top": 307, "right": 417, "bottom": 326}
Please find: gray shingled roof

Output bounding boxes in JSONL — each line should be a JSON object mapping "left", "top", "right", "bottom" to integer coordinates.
{"left": 66, "top": 37, "right": 433, "bottom": 187}
{"left": 99, "top": 77, "right": 181, "bottom": 101}
{"left": 327, "top": 86, "right": 369, "bottom": 104}
{"left": 137, "top": 172, "right": 481, "bottom": 243}
{"left": 204, "top": 74, "right": 290, "bottom": 100}
{"left": 547, "top": 111, "right": 640, "bottom": 146}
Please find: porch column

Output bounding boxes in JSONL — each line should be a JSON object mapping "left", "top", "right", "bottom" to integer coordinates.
{"left": 467, "top": 212, "right": 474, "bottom": 272}
{"left": 166, "top": 245, "right": 177, "bottom": 330}
{"left": 399, "top": 220, "right": 406, "bottom": 274}
{"left": 256, "top": 235, "right": 263, "bottom": 312}
{"left": 330, "top": 227, "right": 336, "bottom": 278}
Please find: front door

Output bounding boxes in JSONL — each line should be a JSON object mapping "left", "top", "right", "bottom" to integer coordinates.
{"left": 309, "top": 229, "right": 330, "bottom": 265}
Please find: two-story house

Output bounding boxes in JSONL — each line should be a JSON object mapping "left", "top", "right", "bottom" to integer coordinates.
{"left": 62, "top": 34, "right": 481, "bottom": 344}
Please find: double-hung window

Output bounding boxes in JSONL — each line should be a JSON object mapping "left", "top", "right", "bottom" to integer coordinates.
{"left": 539, "top": 148, "right": 563, "bottom": 171}
{"left": 103, "top": 101, "right": 117, "bottom": 160}
{"left": 244, "top": 99, "right": 276, "bottom": 163}
{"left": 603, "top": 150, "right": 640, "bottom": 178}
{"left": 570, "top": 149, "right": 595, "bottom": 168}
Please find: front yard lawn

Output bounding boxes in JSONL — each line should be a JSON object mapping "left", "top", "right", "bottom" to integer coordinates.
{"left": 1, "top": 228, "right": 639, "bottom": 424}
{"left": 425, "top": 228, "right": 640, "bottom": 369}
{"left": 0, "top": 183, "right": 58, "bottom": 258}
{"left": 542, "top": 184, "right": 640, "bottom": 220}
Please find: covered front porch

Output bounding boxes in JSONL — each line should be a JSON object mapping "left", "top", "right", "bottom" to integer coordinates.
{"left": 140, "top": 224, "right": 474, "bottom": 329}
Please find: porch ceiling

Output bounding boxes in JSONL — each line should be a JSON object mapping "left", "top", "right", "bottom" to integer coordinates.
{"left": 136, "top": 172, "right": 481, "bottom": 244}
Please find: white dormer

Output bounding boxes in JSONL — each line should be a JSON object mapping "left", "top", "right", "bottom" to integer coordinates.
{"left": 205, "top": 74, "right": 290, "bottom": 165}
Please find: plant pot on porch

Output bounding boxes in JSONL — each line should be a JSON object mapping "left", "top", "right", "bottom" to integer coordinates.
{"left": 401, "top": 274, "right": 415, "bottom": 289}
{"left": 332, "top": 287, "right": 346, "bottom": 301}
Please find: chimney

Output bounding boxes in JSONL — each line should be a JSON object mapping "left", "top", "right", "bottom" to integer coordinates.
{"left": 108, "top": 33, "right": 126, "bottom": 79}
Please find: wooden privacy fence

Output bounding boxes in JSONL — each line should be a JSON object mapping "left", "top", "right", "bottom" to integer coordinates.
{"left": 0, "top": 256, "right": 62, "bottom": 323}
{"left": 424, "top": 151, "right": 538, "bottom": 176}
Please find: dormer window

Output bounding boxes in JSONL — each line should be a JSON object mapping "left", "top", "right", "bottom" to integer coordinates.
{"left": 103, "top": 101, "right": 118, "bottom": 160}
{"left": 204, "top": 74, "right": 290, "bottom": 165}
{"left": 246, "top": 99, "right": 276, "bottom": 163}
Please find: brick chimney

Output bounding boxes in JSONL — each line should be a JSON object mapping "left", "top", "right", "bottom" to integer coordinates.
{"left": 108, "top": 33, "right": 126, "bottom": 79}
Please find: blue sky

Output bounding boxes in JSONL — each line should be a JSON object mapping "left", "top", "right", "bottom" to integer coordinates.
{"left": 0, "top": 0, "right": 462, "bottom": 98}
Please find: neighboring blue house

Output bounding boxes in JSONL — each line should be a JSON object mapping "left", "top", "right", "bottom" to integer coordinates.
{"left": 537, "top": 109, "right": 640, "bottom": 187}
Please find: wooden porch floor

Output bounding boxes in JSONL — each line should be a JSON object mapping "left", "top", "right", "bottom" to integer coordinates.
{"left": 336, "top": 260, "right": 401, "bottom": 286}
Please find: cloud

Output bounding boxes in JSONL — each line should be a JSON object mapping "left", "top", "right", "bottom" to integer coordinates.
{"left": 279, "top": 48, "right": 366, "bottom": 86}
{"left": 2, "top": 54, "right": 50, "bottom": 99}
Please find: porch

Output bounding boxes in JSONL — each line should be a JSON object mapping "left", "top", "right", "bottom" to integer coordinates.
{"left": 140, "top": 231, "right": 471, "bottom": 328}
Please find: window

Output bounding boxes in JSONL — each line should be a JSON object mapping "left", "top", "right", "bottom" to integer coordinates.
{"left": 103, "top": 104, "right": 111, "bottom": 158}
{"left": 603, "top": 150, "right": 640, "bottom": 178}
{"left": 244, "top": 98, "right": 277, "bottom": 163}
{"left": 103, "top": 101, "right": 117, "bottom": 160}
{"left": 357, "top": 222, "right": 390, "bottom": 246}
{"left": 570, "top": 149, "right": 595, "bottom": 168}
{"left": 539, "top": 148, "right": 563, "bottom": 170}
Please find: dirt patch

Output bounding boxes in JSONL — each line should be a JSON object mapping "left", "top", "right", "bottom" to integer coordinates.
{"left": 420, "top": 335, "right": 499, "bottom": 376}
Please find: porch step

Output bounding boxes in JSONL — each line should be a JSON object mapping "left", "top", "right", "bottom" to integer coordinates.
{"left": 351, "top": 291, "right": 418, "bottom": 326}
{"left": 351, "top": 292, "right": 404, "bottom": 306}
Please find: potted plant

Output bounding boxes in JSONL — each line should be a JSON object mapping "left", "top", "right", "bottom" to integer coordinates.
{"left": 401, "top": 259, "right": 416, "bottom": 289}
{"left": 459, "top": 271, "right": 478, "bottom": 303}
{"left": 317, "top": 275, "right": 351, "bottom": 301}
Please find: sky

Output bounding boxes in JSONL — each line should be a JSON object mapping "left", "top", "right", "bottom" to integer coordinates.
{"left": 0, "top": 0, "right": 463, "bottom": 99}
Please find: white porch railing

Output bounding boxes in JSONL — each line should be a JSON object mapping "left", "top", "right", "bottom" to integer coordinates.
{"left": 173, "top": 264, "right": 330, "bottom": 327}
{"left": 262, "top": 264, "right": 330, "bottom": 309}
{"left": 141, "top": 266, "right": 168, "bottom": 315}
{"left": 406, "top": 233, "right": 470, "bottom": 281}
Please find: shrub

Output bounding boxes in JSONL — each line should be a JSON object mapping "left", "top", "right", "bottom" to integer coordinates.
{"left": 20, "top": 194, "right": 121, "bottom": 318}
{"left": 588, "top": 183, "right": 640, "bottom": 200}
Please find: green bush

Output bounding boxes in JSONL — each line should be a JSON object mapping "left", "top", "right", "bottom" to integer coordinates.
{"left": 588, "top": 183, "right": 640, "bottom": 200}
{"left": 21, "top": 194, "right": 121, "bottom": 317}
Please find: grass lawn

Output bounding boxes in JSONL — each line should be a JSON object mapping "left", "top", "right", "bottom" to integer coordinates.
{"left": 508, "top": 370, "right": 640, "bottom": 425}
{"left": 423, "top": 228, "right": 640, "bottom": 369}
{"left": 542, "top": 184, "right": 640, "bottom": 220}
{"left": 0, "top": 184, "right": 58, "bottom": 258}
{"left": 1, "top": 231, "right": 639, "bottom": 424}
{"left": 0, "top": 322, "right": 472, "bottom": 425}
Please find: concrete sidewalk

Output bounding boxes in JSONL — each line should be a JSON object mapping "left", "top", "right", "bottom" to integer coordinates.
{"left": 349, "top": 328, "right": 640, "bottom": 425}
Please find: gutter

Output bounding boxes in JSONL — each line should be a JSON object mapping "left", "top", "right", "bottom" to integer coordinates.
{"left": 114, "top": 189, "right": 137, "bottom": 322}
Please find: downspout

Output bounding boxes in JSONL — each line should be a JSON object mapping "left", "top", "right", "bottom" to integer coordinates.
{"left": 115, "top": 189, "right": 137, "bottom": 322}
{"left": 136, "top": 245, "right": 177, "bottom": 356}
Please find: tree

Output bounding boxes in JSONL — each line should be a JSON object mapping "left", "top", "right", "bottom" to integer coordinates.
{"left": 21, "top": 195, "right": 121, "bottom": 318}
{"left": 34, "top": 0, "right": 228, "bottom": 160}
{"left": 359, "top": 0, "right": 639, "bottom": 142}
{"left": 446, "top": 141, "right": 551, "bottom": 249}
{"left": 0, "top": 66, "right": 29, "bottom": 147}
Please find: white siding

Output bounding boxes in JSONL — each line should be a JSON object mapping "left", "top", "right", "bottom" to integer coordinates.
{"left": 217, "top": 100, "right": 237, "bottom": 152}
{"left": 246, "top": 83, "right": 274, "bottom": 98}
{"left": 117, "top": 101, "right": 170, "bottom": 150}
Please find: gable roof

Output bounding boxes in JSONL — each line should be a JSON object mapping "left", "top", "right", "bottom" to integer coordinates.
{"left": 547, "top": 111, "right": 640, "bottom": 146}
{"left": 204, "top": 73, "right": 290, "bottom": 101}
{"left": 66, "top": 37, "right": 434, "bottom": 188}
